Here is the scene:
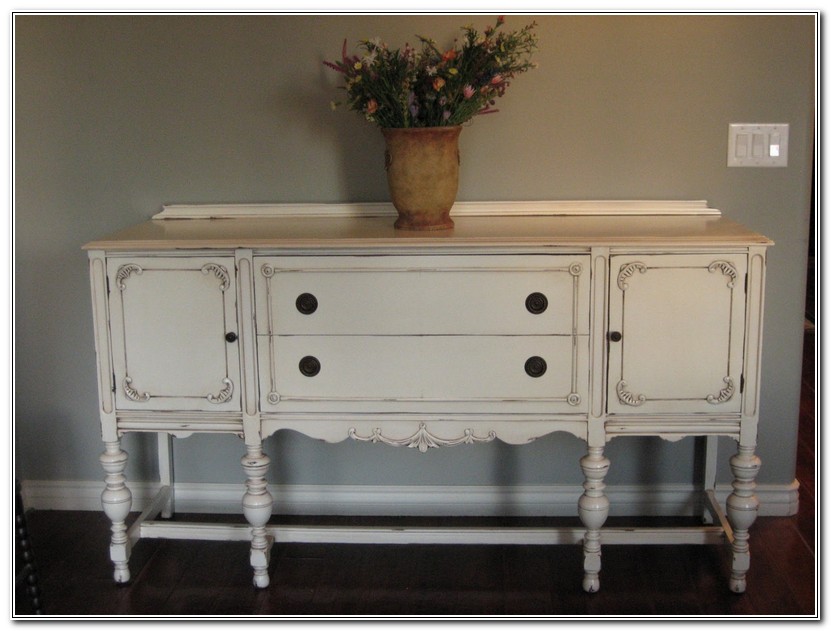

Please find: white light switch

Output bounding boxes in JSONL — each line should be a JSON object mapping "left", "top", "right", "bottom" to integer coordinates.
{"left": 728, "top": 123, "right": 789, "bottom": 167}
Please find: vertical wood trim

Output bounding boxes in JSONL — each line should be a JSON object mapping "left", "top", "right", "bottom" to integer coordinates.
{"left": 703, "top": 435, "right": 719, "bottom": 490}
{"left": 88, "top": 251, "right": 117, "bottom": 441}
{"left": 156, "top": 434, "right": 175, "bottom": 518}
{"left": 236, "top": 251, "right": 261, "bottom": 444}
{"left": 588, "top": 248, "right": 609, "bottom": 446}
{"left": 157, "top": 434, "right": 173, "bottom": 487}
{"left": 742, "top": 247, "right": 767, "bottom": 445}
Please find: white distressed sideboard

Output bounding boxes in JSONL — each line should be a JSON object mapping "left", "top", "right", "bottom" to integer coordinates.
{"left": 84, "top": 201, "right": 772, "bottom": 594}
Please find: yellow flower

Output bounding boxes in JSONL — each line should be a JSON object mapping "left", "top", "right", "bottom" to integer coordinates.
{"left": 354, "top": 61, "right": 363, "bottom": 70}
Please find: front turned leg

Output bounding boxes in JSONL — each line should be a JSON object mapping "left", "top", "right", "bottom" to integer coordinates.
{"left": 241, "top": 445, "right": 274, "bottom": 589}
{"left": 579, "top": 446, "right": 611, "bottom": 593}
{"left": 726, "top": 444, "right": 761, "bottom": 593}
{"left": 100, "top": 441, "right": 132, "bottom": 584}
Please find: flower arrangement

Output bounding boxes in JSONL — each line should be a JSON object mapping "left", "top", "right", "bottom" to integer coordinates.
{"left": 324, "top": 17, "right": 538, "bottom": 128}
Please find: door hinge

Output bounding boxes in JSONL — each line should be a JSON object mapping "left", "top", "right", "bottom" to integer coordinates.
{"left": 740, "top": 374, "right": 745, "bottom": 394}
{"left": 112, "top": 372, "right": 117, "bottom": 394}
{"left": 744, "top": 273, "right": 748, "bottom": 294}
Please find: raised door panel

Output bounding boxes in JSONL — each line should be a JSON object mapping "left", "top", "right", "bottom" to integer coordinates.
{"left": 254, "top": 255, "right": 590, "bottom": 336}
{"left": 607, "top": 254, "right": 747, "bottom": 415}
{"left": 107, "top": 257, "right": 241, "bottom": 412}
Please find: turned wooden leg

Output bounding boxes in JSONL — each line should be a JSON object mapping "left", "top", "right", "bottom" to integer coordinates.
{"left": 579, "top": 446, "right": 611, "bottom": 593}
{"left": 726, "top": 444, "right": 761, "bottom": 593}
{"left": 241, "top": 445, "right": 273, "bottom": 589}
{"left": 100, "top": 441, "right": 132, "bottom": 584}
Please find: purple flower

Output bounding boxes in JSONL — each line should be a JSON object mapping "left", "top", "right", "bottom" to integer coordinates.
{"left": 408, "top": 91, "right": 419, "bottom": 117}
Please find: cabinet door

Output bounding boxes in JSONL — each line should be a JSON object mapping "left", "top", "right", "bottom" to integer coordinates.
{"left": 607, "top": 254, "right": 747, "bottom": 415}
{"left": 108, "top": 257, "right": 241, "bottom": 412}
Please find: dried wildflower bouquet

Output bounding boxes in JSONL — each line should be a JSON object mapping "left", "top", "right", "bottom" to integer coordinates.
{"left": 324, "top": 17, "right": 538, "bottom": 128}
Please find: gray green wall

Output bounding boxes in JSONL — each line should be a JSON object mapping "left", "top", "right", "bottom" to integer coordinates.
{"left": 15, "top": 15, "right": 814, "bottom": 497}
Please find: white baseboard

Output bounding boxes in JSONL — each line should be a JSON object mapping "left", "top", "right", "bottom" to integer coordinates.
{"left": 20, "top": 479, "right": 799, "bottom": 517}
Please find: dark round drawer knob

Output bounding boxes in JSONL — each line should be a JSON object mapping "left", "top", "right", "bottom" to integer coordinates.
{"left": 225, "top": 332, "right": 238, "bottom": 343}
{"left": 296, "top": 293, "right": 318, "bottom": 315}
{"left": 609, "top": 331, "right": 623, "bottom": 343}
{"left": 299, "top": 355, "right": 321, "bottom": 377}
{"left": 525, "top": 356, "right": 547, "bottom": 378}
{"left": 525, "top": 292, "right": 548, "bottom": 314}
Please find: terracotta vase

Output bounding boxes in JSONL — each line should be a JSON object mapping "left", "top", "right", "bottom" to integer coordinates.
{"left": 381, "top": 126, "right": 462, "bottom": 230}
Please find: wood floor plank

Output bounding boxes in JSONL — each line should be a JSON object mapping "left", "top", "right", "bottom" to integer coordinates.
{"left": 18, "top": 512, "right": 817, "bottom": 617}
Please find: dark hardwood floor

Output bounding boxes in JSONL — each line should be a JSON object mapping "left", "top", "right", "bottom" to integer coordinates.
{"left": 14, "top": 329, "right": 817, "bottom": 618}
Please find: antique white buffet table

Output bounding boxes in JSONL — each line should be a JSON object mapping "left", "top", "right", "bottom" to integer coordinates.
{"left": 84, "top": 201, "right": 772, "bottom": 593}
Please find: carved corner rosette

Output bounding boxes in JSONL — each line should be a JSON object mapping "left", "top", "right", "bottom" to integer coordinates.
{"left": 616, "top": 376, "right": 735, "bottom": 407}
{"left": 348, "top": 423, "right": 496, "bottom": 453}
{"left": 123, "top": 376, "right": 150, "bottom": 402}
{"left": 201, "top": 263, "right": 230, "bottom": 291}
{"left": 115, "top": 264, "right": 143, "bottom": 290}
{"left": 207, "top": 378, "right": 234, "bottom": 404}
{"left": 708, "top": 260, "right": 738, "bottom": 288}
{"left": 122, "top": 375, "right": 234, "bottom": 404}
{"left": 617, "top": 262, "right": 647, "bottom": 291}
{"left": 616, "top": 380, "right": 646, "bottom": 407}
{"left": 707, "top": 376, "right": 735, "bottom": 404}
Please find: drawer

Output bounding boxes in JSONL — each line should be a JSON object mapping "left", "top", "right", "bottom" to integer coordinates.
{"left": 259, "top": 334, "right": 589, "bottom": 413}
{"left": 254, "top": 255, "right": 590, "bottom": 336}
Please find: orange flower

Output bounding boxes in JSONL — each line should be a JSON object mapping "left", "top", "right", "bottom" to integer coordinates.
{"left": 366, "top": 98, "right": 378, "bottom": 115}
{"left": 442, "top": 49, "right": 457, "bottom": 62}
{"left": 432, "top": 77, "right": 446, "bottom": 91}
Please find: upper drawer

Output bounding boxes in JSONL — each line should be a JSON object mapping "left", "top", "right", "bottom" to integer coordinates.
{"left": 254, "top": 255, "right": 590, "bottom": 336}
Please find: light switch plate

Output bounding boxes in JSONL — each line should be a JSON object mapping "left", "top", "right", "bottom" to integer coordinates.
{"left": 728, "top": 123, "right": 789, "bottom": 167}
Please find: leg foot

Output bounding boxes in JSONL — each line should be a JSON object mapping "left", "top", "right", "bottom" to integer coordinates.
{"left": 242, "top": 445, "right": 273, "bottom": 589}
{"left": 582, "top": 573, "right": 601, "bottom": 594}
{"left": 100, "top": 441, "right": 132, "bottom": 584}
{"left": 726, "top": 444, "right": 760, "bottom": 593}
{"left": 729, "top": 575, "right": 747, "bottom": 594}
{"left": 579, "top": 446, "right": 610, "bottom": 593}
{"left": 113, "top": 566, "right": 131, "bottom": 584}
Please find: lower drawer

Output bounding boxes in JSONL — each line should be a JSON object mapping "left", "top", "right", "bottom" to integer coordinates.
{"left": 258, "top": 334, "right": 588, "bottom": 414}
